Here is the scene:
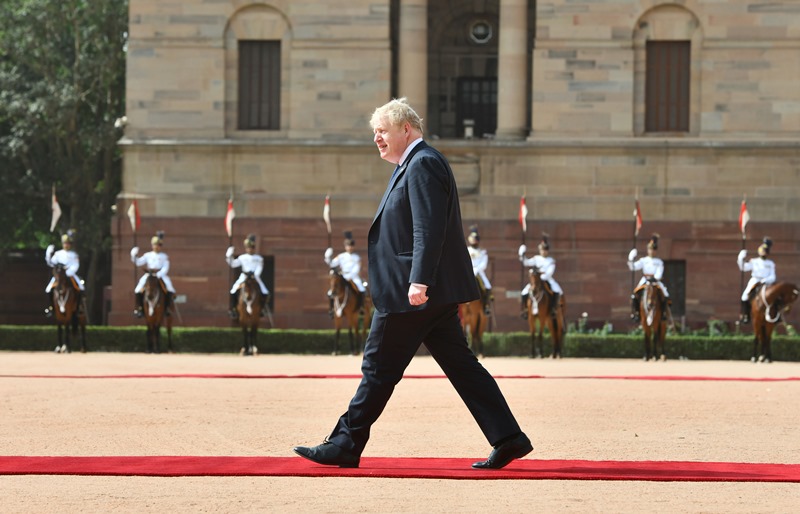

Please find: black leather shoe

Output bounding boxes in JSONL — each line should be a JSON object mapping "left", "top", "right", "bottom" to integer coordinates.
{"left": 472, "top": 432, "right": 533, "bottom": 469}
{"left": 293, "top": 441, "right": 360, "bottom": 468}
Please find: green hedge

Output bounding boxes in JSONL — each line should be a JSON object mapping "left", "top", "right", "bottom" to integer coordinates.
{"left": 2, "top": 325, "right": 799, "bottom": 360}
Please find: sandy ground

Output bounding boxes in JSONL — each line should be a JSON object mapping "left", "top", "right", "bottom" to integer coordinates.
{"left": 1, "top": 351, "right": 799, "bottom": 513}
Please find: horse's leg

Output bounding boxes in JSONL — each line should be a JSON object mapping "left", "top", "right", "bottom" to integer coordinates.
{"left": 348, "top": 323, "right": 356, "bottom": 355}
{"left": 145, "top": 327, "right": 153, "bottom": 354}
{"left": 764, "top": 324, "right": 774, "bottom": 363}
{"left": 550, "top": 313, "right": 560, "bottom": 359}
{"left": 63, "top": 317, "right": 72, "bottom": 354}
{"left": 79, "top": 316, "right": 87, "bottom": 353}
{"left": 56, "top": 324, "right": 63, "bottom": 353}
{"left": 333, "top": 327, "right": 340, "bottom": 356}
{"left": 642, "top": 329, "right": 651, "bottom": 361}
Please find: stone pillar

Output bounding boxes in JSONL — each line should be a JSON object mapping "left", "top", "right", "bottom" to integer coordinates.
{"left": 398, "top": 0, "right": 428, "bottom": 122}
{"left": 496, "top": 0, "right": 528, "bottom": 139}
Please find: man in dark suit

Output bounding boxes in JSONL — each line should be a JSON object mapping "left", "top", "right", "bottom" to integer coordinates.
{"left": 294, "top": 98, "right": 532, "bottom": 469}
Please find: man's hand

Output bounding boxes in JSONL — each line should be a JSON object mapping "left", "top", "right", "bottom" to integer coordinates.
{"left": 408, "top": 283, "right": 429, "bottom": 306}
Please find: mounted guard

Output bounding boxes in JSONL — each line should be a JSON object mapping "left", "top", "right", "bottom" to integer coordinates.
{"left": 737, "top": 237, "right": 776, "bottom": 324}
{"left": 467, "top": 226, "right": 493, "bottom": 315}
{"left": 325, "top": 230, "right": 367, "bottom": 317}
{"left": 628, "top": 233, "right": 670, "bottom": 322}
{"left": 226, "top": 234, "right": 270, "bottom": 319}
{"left": 131, "top": 231, "right": 175, "bottom": 318}
{"left": 44, "top": 229, "right": 85, "bottom": 317}
{"left": 518, "top": 233, "right": 562, "bottom": 319}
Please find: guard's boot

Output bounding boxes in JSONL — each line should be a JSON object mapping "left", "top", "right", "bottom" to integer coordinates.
{"left": 260, "top": 295, "right": 269, "bottom": 317}
{"left": 44, "top": 292, "right": 54, "bottom": 318}
{"left": 328, "top": 297, "right": 335, "bottom": 319}
{"left": 134, "top": 292, "right": 144, "bottom": 318}
{"left": 520, "top": 292, "right": 528, "bottom": 320}
{"left": 662, "top": 298, "right": 671, "bottom": 321}
{"left": 630, "top": 294, "right": 641, "bottom": 322}
{"left": 484, "top": 291, "right": 493, "bottom": 316}
{"left": 740, "top": 300, "right": 751, "bottom": 324}
{"left": 164, "top": 293, "right": 173, "bottom": 317}
{"left": 356, "top": 293, "right": 365, "bottom": 315}
{"left": 550, "top": 293, "right": 560, "bottom": 317}
{"left": 229, "top": 292, "right": 239, "bottom": 319}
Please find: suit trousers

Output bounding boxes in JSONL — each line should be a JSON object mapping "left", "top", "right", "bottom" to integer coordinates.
{"left": 327, "top": 303, "right": 522, "bottom": 455}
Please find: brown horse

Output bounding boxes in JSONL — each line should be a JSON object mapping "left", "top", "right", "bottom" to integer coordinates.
{"left": 749, "top": 282, "right": 799, "bottom": 363}
{"left": 143, "top": 270, "right": 172, "bottom": 354}
{"left": 638, "top": 279, "right": 667, "bottom": 361}
{"left": 51, "top": 264, "right": 86, "bottom": 353}
{"left": 237, "top": 272, "right": 263, "bottom": 356}
{"left": 329, "top": 269, "right": 368, "bottom": 355}
{"left": 526, "top": 267, "right": 565, "bottom": 358}
{"left": 459, "top": 283, "right": 487, "bottom": 357}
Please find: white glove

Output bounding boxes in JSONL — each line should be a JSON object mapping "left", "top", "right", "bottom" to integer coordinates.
{"left": 628, "top": 248, "right": 637, "bottom": 262}
{"left": 518, "top": 244, "right": 527, "bottom": 258}
{"left": 738, "top": 249, "right": 747, "bottom": 261}
{"left": 324, "top": 247, "right": 334, "bottom": 260}
{"left": 130, "top": 247, "right": 139, "bottom": 262}
{"left": 46, "top": 245, "right": 55, "bottom": 259}
{"left": 226, "top": 246, "right": 235, "bottom": 258}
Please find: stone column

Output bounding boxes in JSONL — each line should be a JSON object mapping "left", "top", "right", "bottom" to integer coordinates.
{"left": 496, "top": 0, "right": 528, "bottom": 139}
{"left": 398, "top": 0, "right": 428, "bottom": 122}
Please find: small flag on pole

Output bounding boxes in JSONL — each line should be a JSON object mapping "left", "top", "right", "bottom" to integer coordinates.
{"left": 50, "top": 185, "right": 62, "bottom": 233}
{"left": 225, "top": 197, "right": 236, "bottom": 238}
{"left": 518, "top": 195, "right": 528, "bottom": 234}
{"left": 323, "top": 195, "right": 332, "bottom": 234}
{"left": 634, "top": 200, "right": 643, "bottom": 237}
{"left": 738, "top": 199, "right": 750, "bottom": 237}
{"left": 127, "top": 199, "right": 140, "bottom": 233}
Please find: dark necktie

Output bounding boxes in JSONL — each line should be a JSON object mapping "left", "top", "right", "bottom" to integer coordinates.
{"left": 389, "top": 164, "right": 401, "bottom": 183}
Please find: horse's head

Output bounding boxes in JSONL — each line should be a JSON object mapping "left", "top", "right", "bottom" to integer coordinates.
{"left": 771, "top": 283, "right": 799, "bottom": 311}
{"left": 528, "top": 266, "right": 543, "bottom": 291}
{"left": 52, "top": 264, "right": 68, "bottom": 290}
{"left": 329, "top": 268, "right": 345, "bottom": 295}
{"left": 144, "top": 269, "right": 161, "bottom": 299}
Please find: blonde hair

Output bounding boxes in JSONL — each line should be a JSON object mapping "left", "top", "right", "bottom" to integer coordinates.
{"left": 370, "top": 97, "right": 424, "bottom": 134}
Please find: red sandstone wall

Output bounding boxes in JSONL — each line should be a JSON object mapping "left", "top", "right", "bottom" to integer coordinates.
{"left": 109, "top": 214, "right": 800, "bottom": 333}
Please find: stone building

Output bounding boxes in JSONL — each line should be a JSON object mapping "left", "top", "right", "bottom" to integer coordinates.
{"left": 110, "top": 0, "right": 800, "bottom": 333}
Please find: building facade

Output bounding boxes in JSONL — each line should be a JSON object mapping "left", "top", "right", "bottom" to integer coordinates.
{"left": 111, "top": 0, "right": 800, "bottom": 332}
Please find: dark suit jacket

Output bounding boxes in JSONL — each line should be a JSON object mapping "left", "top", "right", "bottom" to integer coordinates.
{"left": 367, "top": 141, "right": 479, "bottom": 313}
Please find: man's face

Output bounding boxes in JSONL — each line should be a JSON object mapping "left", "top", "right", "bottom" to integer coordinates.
{"left": 63, "top": 241, "right": 72, "bottom": 251}
{"left": 345, "top": 243, "right": 354, "bottom": 253}
{"left": 152, "top": 243, "right": 162, "bottom": 252}
{"left": 373, "top": 116, "right": 409, "bottom": 164}
{"left": 246, "top": 246, "right": 255, "bottom": 254}
{"left": 647, "top": 247, "right": 656, "bottom": 257}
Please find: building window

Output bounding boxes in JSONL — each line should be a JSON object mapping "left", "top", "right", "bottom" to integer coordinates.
{"left": 457, "top": 77, "right": 497, "bottom": 138}
{"left": 238, "top": 40, "right": 280, "bottom": 130}
{"left": 645, "top": 41, "right": 690, "bottom": 132}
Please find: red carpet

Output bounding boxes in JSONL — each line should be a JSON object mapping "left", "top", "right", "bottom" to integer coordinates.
{"left": 1, "top": 456, "right": 798, "bottom": 482}
{"left": 2, "top": 373, "right": 799, "bottom": 381}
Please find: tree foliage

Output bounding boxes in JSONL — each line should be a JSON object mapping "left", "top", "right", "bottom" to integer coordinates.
{"left": 0, "top": 0, "right": 128, "bottom": 320}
